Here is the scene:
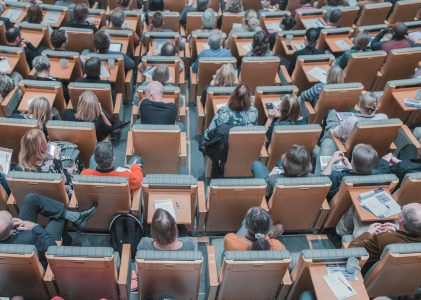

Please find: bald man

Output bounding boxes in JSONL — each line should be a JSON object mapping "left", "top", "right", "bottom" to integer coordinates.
{"left": 0, "top": 193, "right": 96, "bottom": 266}
{"left": 138, "top": 81, "right": 177, "bottom": 125}
{"left": 350, "top": 203, "right": 421, "bottom": 273}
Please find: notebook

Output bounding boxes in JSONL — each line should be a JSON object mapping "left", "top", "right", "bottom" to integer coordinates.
{"left": 307, "top": 66, "right": 327, "bottom": 83}
{"left": 154, "top": 199, "right": 176, "bottom": 220}
{"left": 323, "top": 272, "right": 357, "bottom": 300}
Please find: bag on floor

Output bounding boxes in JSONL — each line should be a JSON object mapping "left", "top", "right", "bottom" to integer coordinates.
{"left": 110, "top": 213, "right": 144, "bottom": 259}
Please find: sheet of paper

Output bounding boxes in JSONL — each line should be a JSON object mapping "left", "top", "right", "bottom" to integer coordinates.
{"left": 323, "top": 272, "right": 357, "bottom": 300}
{"left": 307, "top": 66, "right": 327, "bottom": 83}
{"left": 115, "top": 167, "right": 130, "bottom": 172}
{"left": 326, "top": 264, "right": 358, "bottom": 281}
{"left": 294, "top": 43, "right": 305, "bottom": 50}
{"left": 0, "top": 147, "right": 12, "bottom": 175}
{"left": 4, "top": 8, "right": 22, "bottom": 22}
{"left": 303, "top": 18, "right": 325, "bottom": 28}
{"left": 216, "top": 102, "right": 227, "bottom": 110}
{"left": 319, "top": 156, "right": 345, "bottom": 172}
{"left": 409, "top": 31, "right": 421, "bottom": 41}
{"left": 265, "top": 22, "right": 281, "bottom": 31}
{"left": 42, "top": 11, "right": 61, "bottom": 25}
{"left": 154, "top": 199, "right": 176, "bottom": 220}
{"left": 0, "top": 58, "right": 11, "bottom": 73}
{"left": 143, "top": 66, "right": 157, "bottom": 78}
{"left": 359, "top": 189, "right": 401, "bottom": 218}
{"left": 242, "top": 44, "right": 252, "bottom": 52}
{"left": 100, "top": 64, "right": 111, "bottom": 78}
{"left": 335, "top": 39, "right": 351, "bottom": 51}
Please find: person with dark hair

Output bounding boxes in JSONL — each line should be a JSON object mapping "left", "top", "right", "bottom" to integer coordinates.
{"left": 149, "top": 0, "right": 164, "bottom": 11}
{"left": 26, "top": 4, "right": 52, "bottom": 34}
{"left": 336, "top": 31, "right": 371, "bottom": 69}
{"left": 294, "top": 0, "right": 314, "bottom": 14}
{"left": 81, "top": 142, "right": 143, "bottom": 191}
{"left": 180, "top": 0, "right": 209, "bottom": 27}
{"left": 287, "top": 28, "right": 324, "bottom": 74}
{"left": 204, "top": 84, "right": 258, "bottom": 139}
{"left": 245, "top": 31, "right": 272, "bottom": 57}
{"left": 6, "top": 27, "right": 44, "bottom": 68}
{"left": 93, "top": 29, "right": 135, "bottom": 71}
{"left": 118, "top": 0, "right": 133, "bottom": 9}
{"left": 64, "top": 3, "right": 97, "bottom": 32}
{"left": 224, "top": 207, "right": 285, "bottom": 251}
{"left": 142, "top": 11, "right": 172, "bottom": 45}
{"left": 161, "top": 42, "right": 185, "bottom": 73}
{"left": 326, "top": 8, "right": 342, "bottom": 27}
{"left": 109, "top": 7, "right": 140, "bottom": 47}
{"left": 252, "top": 145, "right": 313, "bottom": 199}
{"left": 371, "top": 22, "right": 420, "bottom": 53}
{"left": 217, "top": 0, "right": 243, "bottom": 29}
{"left": 50, "top": 29, "right": 67, "bottom": 51}
{"left": 269, "top": 15, "right": 297, "bottom": 49}
{"left": 138, "top": 208, "right": 196, "bottom": 250}
{"left": 151, "top": 66, "right": 170, "bottom": 85}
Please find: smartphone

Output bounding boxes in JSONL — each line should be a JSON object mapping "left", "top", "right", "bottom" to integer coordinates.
{"left": 287, "top": 45, "right": 294, "bottom": 51}
{"left": 265, "top": 103, "right": 274, "bottom": 110}
{"left": 48, "top": 143, "right": 56, "bottom": 156}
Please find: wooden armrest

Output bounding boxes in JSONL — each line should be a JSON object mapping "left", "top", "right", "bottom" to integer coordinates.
{"left": 207, "top": 245, "right": 219, "bottom": 300}
{"left": 180, "top": 131, "right": 187, "bottom": 165}
{"left": 112, "top": 93, "right": 123, "bottom": 119}
{"left": 279, "top": 65, "right": 293, "bottom": 85}
{"left": 303, "top": 101, "right": 316, "bottom": 123}
{"left": 260, "top": 197, "right": 269, "bottom": 211}
{"left": 131, "top": 187, "right": 141, "bottom": 217}
{"left": 197, "top": 181, "right": 207, "bottom": 232}
{"left": 260, "top": 145, "right": 269, "bottom": 165}
{"left": 68, "top": 193, "right": 78, "bottom": 209}
{"left": 185, "top": 43, "right": 191, "bottom": 59}
{"left": 131, "top": 104, "right": 139, "bottom": 124}
{"left": 329, "top": 129, "right": 347, "bottom": 154}
{"left": 274, "top": 72, "right": 281, "bottom": 85}
{"left": 126, "top": 131, "right": 134, "bottom": 160}
{"left": 44, "top": 265, "right": 57, "bottom": 296}
{"left": 134, "top": 44, "right": 141, "bottom": 59}
{"left": 124, "top": 69, "right": 134, "bottom": 102}
{"left": 196, "top": 96, "right": 205, "bottom": 135}
{"left": 314, "top": 199, "right": 330, "bottom": 230}
{"left": 400, "top": 124, "right": 421, "bottom": 149}
{"left": 0, "top": 87, "right": 18, "bottom": 116}
{"left": 117, "top": 244, "right": 131, "bottom": 300}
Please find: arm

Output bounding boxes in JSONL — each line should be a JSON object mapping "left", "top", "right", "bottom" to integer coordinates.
{"left": 287, "top": 53, "right": 298, "bottom": 75}
{"left": 370, "top": 27, "right": 388, "bottom": 51}
{"left": 336, "top": 52, "right": 348, "bottom": 69}
{"left": 128, "top": 164, "right": 144, "bottom": 190}
{"left": 122, "top": 53, "right": 135, "bottom": 71}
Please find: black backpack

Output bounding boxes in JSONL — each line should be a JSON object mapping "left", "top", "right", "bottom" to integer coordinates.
{"left": 109, "top": 213, "right": 144, "bottom": 259}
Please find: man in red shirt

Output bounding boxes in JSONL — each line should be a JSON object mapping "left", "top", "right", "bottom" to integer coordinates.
{"left": 371, "top": 22, "right": 420, "bottom": 54}
{"left": 82, "top": 142, "right": 143, "bottom": 190}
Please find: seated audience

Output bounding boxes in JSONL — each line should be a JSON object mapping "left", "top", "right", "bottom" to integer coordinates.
{"left": 265, "top": 95, "right": 308, "bottom": 143}
{"left": 189, "top": 8, "right": 216, "bottom": 38}
{"left": 336, "top": 30, "right": 371, "bottom": 69}
{"left": 325, "top": 8, "right": 342, "bottom": 28}
{"left": 217, "top": 0, "right": 244, "bottom": 29}
{"left": 192, "top": 29, "right": 233, "bottom": 73}
{"left": 50, "top": 29, "right": 68, "bottom": 51}
{"left": 94, "top": 29, "right": 135, "bottom": 71}
{"left": 201, "top": 63, "right": 237, "bottom": 107}
{"left": 142, "top": 12, "right": 172, "bottom": 46}
{"left": 6, "top": 27, "right": 44, "bottom": 68}
{"left": 109, "top": 7, "right": 140, "bottom": 47}
{"left": 380, "top": 152, "right": 421, "bottom": 183}
{"left": 225, "top": 9, "right": 262, "bottom": 48}
{"left": 371, "top": 22, "right": 420, "bottom": 53}
{"left": 252, "top": 145, "right": 313, "bottom": 199}
{"left": 26, "top": 4, "right": 53, "bottom": 33}
{"left": 0, "top": 193, "right": 96, "bottom": 266}
{"left": 224, "top": 207, "right": 285, "bottom": 250}
{"left": 13, "top": 96, "right": 53, "bottom": 136}
{"left": 180, "top": 0, "right": 209, "bottom": 27}
{"left": 300, "top": 64, "right": 344, "bottom": 107}
{"left": 118, "top": 0, "right": 135, "bottom": 9}
{"left": 63, "top": 3, "right": 98, "bottom": 32}
{"left": 204, "top": 84, "right": 258, "bottom": 139}
{"left": 81, "top": 142, "right": 143, "bottom": 190}
{"left": 138, "top": 208, "right": 196, "bottom": 250}
{"left": 148, "top": 0, "right": 164, "bottom": 12}
{"left": 245, "top": 31, "right": 272, "bottom": 57}
{"left": 138, "top": 81, "right": 177, "bottom": 124}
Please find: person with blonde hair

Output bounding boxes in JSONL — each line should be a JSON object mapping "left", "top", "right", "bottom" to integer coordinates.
{"left": 13, "top": 97, "right": 53, "bottom": 135}
{"left": 225, "top": 9, "right": 262, "bottom": 48}
{"left": 200, "top": 63, "right": 237, "bottom": 106}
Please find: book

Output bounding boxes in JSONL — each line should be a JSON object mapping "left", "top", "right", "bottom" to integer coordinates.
{"left": 323, "top": 272, "right": 357, "bottom": 300}
{"left": 154, "top": 199, "right": 176, "bottom": 220}
{"left": 336, "top": 112, "right": 355, "bottom": 121}
{"left": 0, "top": 147, "right": 12, "bottom": 175}
{"left": 358, "top": 188, "right": 401, "bottom": 218}
{"left": 307, "top": 66, "right": 327, "bottom": 83}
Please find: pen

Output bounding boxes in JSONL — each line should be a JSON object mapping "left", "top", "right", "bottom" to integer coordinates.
{"left": 338, "top": 277, "right": 353, "bottom": 292}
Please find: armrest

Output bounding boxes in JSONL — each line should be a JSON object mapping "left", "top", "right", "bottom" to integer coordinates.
{"left": 180, "top": 131, "right": 187, "bottom": 166}
{"left": 277, "top": 271, "right": 292, "bottom": 300}
{"left": 112, "top": 93, "right": 123, "bottom": 120}
{"left": 117, "top": 244, "right": 131, "bottom": 300}
{"left": 260, "top": 145, "right": 268, "bottom": 164}
{"left": 314, "top": 199, "right": 330, "bottom": 230}
{"left": 68, "top": 193, "right": 79, "bottom": 209}
{"left": 279, "top": 65, "right": 293, "bottom": 85}
{"left": 125, "top": 69, "right": 134, "bottom": 102}
{"left": 197, "top": 181, "right": 207, "bottom": 231}
{"left": 207, "top": 245, "right": 219, "bottom": 300}
{"left": 126, "top": 131, "right": 134, "bottom": 161}
{"left": 131, "top": 104, "right": 139, "bottom": 124}
{"left": 131, "top": 187, "right": 141, "bottom": 217}
{"left": 329, "top": 129, "right": 347, "bottom": 154}
{"left": 196, "top": 96, "right": 205, "bottom": 135}
{"left": 389, "top": 142, "right": 397, "bottom": 151}
{"left": 400, "top": 124, "right": 421, "bottom": 149}
{"left": 0, "top": 87, "right": 18, "bottom": 116}
{"left": 303, "top": 101, "right": 316, "bottom": 124}
{"left": 274, "top": 72, "right": 281, "bottom": 85}
{"left": 134, "top": 44, "right": 141, "bottom": 59}
{"left": 43, "top": 265, "right": 57, "bottom": 297}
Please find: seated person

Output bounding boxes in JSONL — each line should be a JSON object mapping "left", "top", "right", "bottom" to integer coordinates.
{"left": 371, "top": 22, "right": 420, "bottom": 54}
{"left": 201, "top": 63, "right": 237, "bottom": 107}
{"left": 325, "top": 8, "right": 342, "bottom": 28}
{"left": 0, "top": 193, "right": 96, "bottom": 266}
{"left": 63, "top": 3, "right": 98, "bottom": 32}
{"left": 142, "top": 12, "right": 185, "bottom": 49}
{"left": 188, "top": 8, "right": 216, "bottom": 39}
{"left": 118, "top": 0, "right": 136, "bottom": 9}
{"left": 180, "top": 0, "right": 209, "bottom": 27}
{"left": 81, "top": 142, "right": 143, "bottom": 191}
{"left": 94, "top": 29, "right": 135, "bottom": 71}
{"left": 269, "top": 15, "right": 296, "bottom": 50}
{"left": 336, "top": 30, "right": 371, "bottom": 69}
{"left": 224, "top": 207, "right": 285, "bottom": 250}
{"left": 75, "top": 57, "right": 117, "bottom": 103}
{"left": 265, "top": 94, "right": 308, "bottom": 143}
{"left": 322, "top": 144, "right": 390, "bottom": 202}
{"left": 160, "top": 42, "right": 185, "bottom": 73}
{"left": 152, "top": 66, "right": 170, "bottom": 85}
{"left": 109, "top": 7, "right": 140, "bottom": 47}
{"left": 245, "top": 31, "right": 272, "bottom": 57}
{"left": 252, "top": 145, "right": 313, "bottom": 199}
{"left": 204, "top": 84, "right": 258, "bottom": 139}
{"left": 300, "top": 64, "right": 344, "bottom": 107}
{"left": 138, "top": 81, "right": 177, "bottom": 125}
{"left": 192, "top": 29, "right": 233, "bottom": 73}
{"left": 225, "top": 9, "right": 262, "bottom": 49}
{"left": 0, "top": 72, "right": 15, "bottom": 98}
{"left": 217, "top": 0, "right": 244, "bottom": 29}
{"left": 293, "top": 0, "right": 314, "bottom": 15}
{"left": 6, "top": 27, "right": 44, "bottom": 68}
{"left": 25, "top": 4, "right": 53, "bottom": 33}
{"left": 50, "top": 29, "right": 68, "bottom": 51}
{"left": 138, "top": 208, "right": 196, "bottom": 250}
{"left": 349, "top": 203, "right": 421, "bottom": 273}
{"left": 380, "top": 152, "right": 421, "bottom": 183}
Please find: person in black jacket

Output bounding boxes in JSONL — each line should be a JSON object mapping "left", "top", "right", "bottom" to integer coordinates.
{"left": 0, "top": 193, "right": 96, "bottom": 267}
{"left": 63, "top": 3, "right": 98, "bottom": 33}
{"left": 6, "top": 27, "right": 44, "bottom": 69}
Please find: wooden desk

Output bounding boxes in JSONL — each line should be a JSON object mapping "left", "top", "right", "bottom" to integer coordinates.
{"left": 281, "top": 37, "right": 306, "bottom": 57}
{"left": 390, "top": 89, "right": 421, "bottom": 126}
{"left": 0, "top": 55, "right": 19, "bottom": 76}
{"left": 196, "top": 40, "right": 210, "bottom": 55}
{"left": 148, "top": 39, "right": 174, "bottom": 55}
{"left": 301, "top": 17, "right": 327, "bottom": 30}
{"left": 20, "top": 29, "right": 45, "bottom": 48}
{"left": 309, "top": 264, "right": 369, "bottom": 300}
{"left": 147, "top": 191, "right": 192, "bottom": 224}
{"left": 42, "top": 11, "right": 66, "bottom": 28}
{"left": 125, "top": 17, "right": 140, "bottom": 35}
{"left": 261, "top": 95, "right": 282, "bottom": 118}
{"left": 235, "top": 40, "right": 253, "bottom": 57}
{"left": 29, "top": 58, "right": 76, "bottom": 81}
{"left": 2, "top": 7, "right": 26, "bottom": 24}
{"left": 350, "top": 188, "right": 400, "bottom": 223}
{"left": 325, "top": 36, "right": 353, "bottom": 54}
{"left": 19, "top": 91, "right": 56, "bottom": 112}
{"left": 302, "top": 64, "right": 330, "bottom": 84}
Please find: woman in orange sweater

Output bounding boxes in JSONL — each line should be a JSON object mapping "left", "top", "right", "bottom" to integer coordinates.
{"left": 224, "top": 207, "right": 285, "bottom": 251}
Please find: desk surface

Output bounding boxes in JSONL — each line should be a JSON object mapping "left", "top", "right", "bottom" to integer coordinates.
{"left": 0, "top": 54, "right": 19, "bottom": 76}
{"left": 302, "top": 64, "right": 330, "bottom": 84}
{"left": 19, "top": 91, "right": 56, "bottom": 112}
{"left": 391, "top": 89, "right": 419, "bottom": 112}
{"left": 281, "top": 37, "right": 306, "bottom": 57}
{"left": 29, "top": 57, "right": 76, "bottom": 81}
{"left": 42, "top": 10, "right": 66, "bottom": 28}
{"left": 147, "top": 191, "right": 192, "bottom": 224}
{"left": 261, "top": 95, "right": 282, "bottom": 118}
{"left": 100, "top": 62, "right": 118, "bottom": 83}
{"left": 325, "top": 36, "right": 353, "bottom": 54}
{"left": 20, "top": 29, "right": 45, "bottom": 48}
{"left": 235, "top": 40, "right": 253, "bottom": 57}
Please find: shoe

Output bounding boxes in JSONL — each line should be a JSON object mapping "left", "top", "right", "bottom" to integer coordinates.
{"left": 130, "top": 270, "right": 138, "bottom": 292}
{"left": 268, "top": 224, "right": 284, "bottom": 239}
{"left": 73, "top": 204, "right": 97, "bottom": 232}
{"left": 111, "top": 120, "right": 130, "bottom": 132}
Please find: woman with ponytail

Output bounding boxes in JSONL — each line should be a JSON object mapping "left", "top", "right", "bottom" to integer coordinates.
{"left": 224, "top": 207, "right": 285, "bottom": 251}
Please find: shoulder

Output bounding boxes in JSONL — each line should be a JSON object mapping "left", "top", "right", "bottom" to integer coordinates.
{"left": 179, "top": 237, "right": 197, "bottom": 250}
{"left": 268, "top": 239, "right": 286, "bottom": 250}
{"left": 224, "top": 233, "right": 248, "bottom": 250}
{"left": 138, "top": 237, "right": 154, "bottom": 250}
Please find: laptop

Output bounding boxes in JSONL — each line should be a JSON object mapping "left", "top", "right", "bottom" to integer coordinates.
{"left": 109, "top": 42, "right": 123, "bottom": 52}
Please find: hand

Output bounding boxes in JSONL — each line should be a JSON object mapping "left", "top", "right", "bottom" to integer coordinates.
{"left": 17, "top": 220, "right": 38, "bottom": 231}
{"left": 367, "top": 223, "right": 383, "bottom": 234}
{"left": 12, "top": 218, "right": 23, "bottom": 228}
{"left": 341, "top": 156, "right": 352, "bottom": 169}
{"left": 378, "top": 223, "right": 397, "bottom": 233}
{"left": 268, "top": 109, "right": 276, "bottom": 119}
{"left": 269, "top": 166, "right": 281, "bottom": 176}
{"left": 187, "top": 0, "right": 194, "bottom": 6}
{"left": 331, "top": 151, "right": 344, "bottom": 163}
{"left": 19, "top": 40, "right": 27, "bottom": 48}
{"left": 382, "top": 153, "right": 393, "bottom": 163}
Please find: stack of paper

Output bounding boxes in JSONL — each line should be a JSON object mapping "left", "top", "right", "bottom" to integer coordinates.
{"left": 335, "top": 39, "right": 351, "bottom": 51}
{"left": 404, "top": 98, "right": 421, "bottom": 109}
{"left": 154, "top": 199, "right": 176, "bottom": 220}
{"left": 307, "top": 67, "right": 327, "bottom": 83}
{"left": 326, "top": 264, "right": 358, "bottom": 281}
{"left": 324, "top": 272, "right": 357, "bottom": 300}
{"left": 0, "top": 148, "right": 12, "bottom": 175}
{"left": 359, "top": 188, "right": 401, "bottom": 218}
{"left": 0, "top": 58, "right": 11, "bottom": 73}
{"left": 42, "top": 11, "right": 60, "bottom": 25}
{"left": 242, "top": 44, "right": 252, "bottom": 52}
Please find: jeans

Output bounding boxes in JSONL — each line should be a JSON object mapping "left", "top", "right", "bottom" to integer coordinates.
{"left": 251, "top": 160, "right": 282, "bottom": 199}
{"left": 89, "top": 155, "right": 143, "bottom": 169}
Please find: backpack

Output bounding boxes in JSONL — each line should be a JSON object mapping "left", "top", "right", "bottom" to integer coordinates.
{"left": 110, "top": 213, "right": 144, "bottom": 259}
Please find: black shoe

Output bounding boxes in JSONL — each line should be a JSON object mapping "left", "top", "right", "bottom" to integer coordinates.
{"left": 73, "top": 204, "right": 97, "bottom": 232}
{"left": 111, "top": 120, "right": 130, "bottom": 132}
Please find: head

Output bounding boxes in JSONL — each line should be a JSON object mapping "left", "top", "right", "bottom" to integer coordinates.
{"left": 51, "top": 29, "right": 67, "bottom": 50}
{"left": 351, "top": 144, "right": 378, "bottom": 174}
{"left": 245, "top": 207, "right": 272, "bottom": 250}
{"left": 358, "top": 92, "right": 379, "bottom": 116}
{"left": 326, "top": 64, "right": 344, "bottom": 84}
{"left": 0, "top": 72, "right": 14, "bottom": 96}
{"left": 399, "top": 203, "right": 421, "bottom": 236}
{"left": 213, "top": 64, "right": 236, "bottom": 87}
{"left": 160, "top": 42, "right": 177, "bottom": 56}
{"left": 32, "top": 55, "right": 50, "bottom": 76}
{"left": 279, "top": 94, "right": 301, "bottom": 122}
{"left": 149, "top": 0, "right": 164, "bottom": 11}
{"left": 117, "top": 0, "right": 131, "bottom": 8}
{"left": 94, "top": 142, "right": 115, "bottom": 169}
{"left": 304, "top": 27, "right": 320, "bottom": 48}
{"left": 6, "top": 27, "right": 22, "bottom": 46}
{"left": 354, "top": 30, "right": 370, "bottom": 50}
{"left": 18, "top": 129, "right": 49, "bottom": 170}
{"left": 225, "top": 0, "right": 243, "bottom": 13}
{"left": 28, "top": 96, "right": 52, "bottom": 129}
{"left": 84, "top": 57, "right": 101, "bottom": 79}
{"left": 281, "top": 16, "right": 297, "bottom": 31}
{"left": 251, "top": 31, "right": 270, "bottom": 56}
{"left": 0, "top": 211, "right": 13, "bottom": 241}
{"left": 152, "top": 66, "right": 170, "bottom": 85}
{"left": 151, "top": 208, "right": 178, "bottom": 246}
{"left": 110, "top": 7, "right": 126, "bottom": 27}
{"left": 26, "top": 4, "right": 43, "bottom": 24}
{"left": 300, "top": 0, "right": 311, "bottom": 5}
{"left": 328, "top": 8, "right": 342, "bottom": 25}
{"left": 282, "top": 145, "right": 312, "bottom": 177}
{"left": 151, "top": 11, "right": 164, "bottom": 29}
{"left": 228, "top": 84, "right": 251, "bottom": 112}
{"left": 144, "top": 81, "right": 164, "bottom": 102}
{"left": 94, "top": 29, "right": 111, "bottom": 53}
{"left": 75, "top": 90, "right": 101, "bottom": 122}
{"left": 202, "top": 8, "right": 216, "bottom": 29}
{"left": 73, "top": 4, "right": 89, "bottom": 23}
{"left": 392, "top": 22, "right": 408, "bottom": 40}
{"left": 208, "top": 29, "right": 223, "bottom": 50}
{"left": 197, "top": 0, "right": 210, "bottom": 11}
{"left": 243, "top": 10, "right": 259, "bottom": 31}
